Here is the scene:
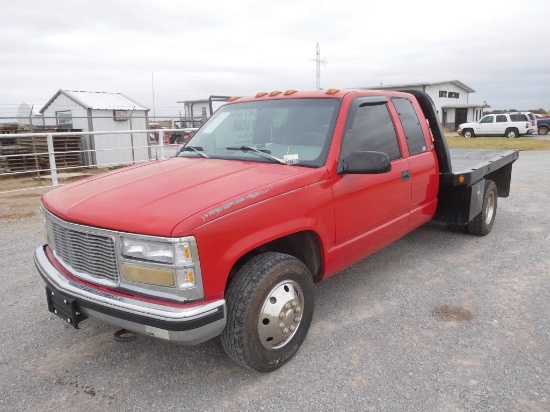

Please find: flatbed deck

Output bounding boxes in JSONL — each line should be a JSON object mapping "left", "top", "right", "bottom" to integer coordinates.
{"left": 442, "top": 149, "right": 519, "bottom": 185}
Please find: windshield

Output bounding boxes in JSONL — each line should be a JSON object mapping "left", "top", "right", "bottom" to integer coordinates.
{"left": 178, "top": 98, "right": 341, "bottom": 167}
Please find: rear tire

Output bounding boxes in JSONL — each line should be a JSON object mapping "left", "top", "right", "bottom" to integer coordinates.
{"left": 468, "top": 180, "right": 497, "bottom": 236}
{"left": 539, "top": 125, "right": 549, "bottom": 135}
{"left": 221, "top": 252, "right": 314, "bottom": 372}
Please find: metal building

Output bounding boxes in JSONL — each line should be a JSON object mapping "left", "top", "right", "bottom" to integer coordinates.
{"left": 363, "top": 80, "right": 489, "bottom": 131}
{"left": 40, "top": 90, "right": 150, "bottom": 166}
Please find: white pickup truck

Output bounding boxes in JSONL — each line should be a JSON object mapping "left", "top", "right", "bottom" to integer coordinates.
{"left": 458, "top": 113, "right": 530, "bottom": 138}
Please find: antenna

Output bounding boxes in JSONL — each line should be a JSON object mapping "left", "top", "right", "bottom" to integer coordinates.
{"left": 310, "top": 42, "right": 327, "bottom": 90}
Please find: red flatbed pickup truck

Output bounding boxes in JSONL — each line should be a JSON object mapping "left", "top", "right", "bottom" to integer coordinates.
{"left": 35, "top": 89, "right": 518, "bottom": 371}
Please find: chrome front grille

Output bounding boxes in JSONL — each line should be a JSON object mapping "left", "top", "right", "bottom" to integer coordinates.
{"left": 50, "top": 219, "right": 119, "bottom": 283}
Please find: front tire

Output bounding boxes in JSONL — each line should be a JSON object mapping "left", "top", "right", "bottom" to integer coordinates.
{"left": 221, "top": 252, "right": 314, "bottom": 372}
{"left": 463, "top": 129, "right": 474, "bottom": 138}
{"left": 468, "top": 180, "right": 497, "bottom": 236}
{"left": 539, "top": 125, "right": 549, "bottom": 135}
{"left": 505, "top": 128, "right": 519, "bottom": 138}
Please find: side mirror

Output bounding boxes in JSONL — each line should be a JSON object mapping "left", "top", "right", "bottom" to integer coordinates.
{"left": 339, "top": 151, "right": 391, "bottom": 174}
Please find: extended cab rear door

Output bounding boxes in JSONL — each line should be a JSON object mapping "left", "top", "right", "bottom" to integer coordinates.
{"left": 391, "top": 96, "right": 439, "bottom": 229}
{"left": 332, "top": 96, "right": 411, "bottom": 266}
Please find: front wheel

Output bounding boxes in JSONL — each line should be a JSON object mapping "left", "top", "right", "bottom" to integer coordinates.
{"left": 539, "top": 125, "right": 549, "bottom": 135}
{"left": 463, "top": 129, "right": 474, "bottom": 138}
{"left": 468, "top": 180, "right": 497, "bottom": 236}
{"left": 221, "top": 252, "right": 315, "bottom": 372}
{"left": 505, "top": 128, "right": 519, "bottom": 138}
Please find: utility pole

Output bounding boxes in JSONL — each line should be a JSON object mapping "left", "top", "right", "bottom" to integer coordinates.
{"left": 310, "top": 42, "right": 327, "bottom": 90}
{"left": 151, "top": 71, "right": 156, "bottom": 121}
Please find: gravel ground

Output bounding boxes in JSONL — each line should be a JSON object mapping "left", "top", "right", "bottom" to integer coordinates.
{"left": 1, "top": 151, "right": 549, "bottom": 411}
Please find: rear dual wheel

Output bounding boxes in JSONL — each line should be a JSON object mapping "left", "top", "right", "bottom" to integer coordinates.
{"left": 468, "top": 180, "right": 497, "bottom": 236}
{"left": 221, "top": 252, "right": 314, "bottom": 372}
{"left": 447, "top": 180, "right": 498, "bottom": 236}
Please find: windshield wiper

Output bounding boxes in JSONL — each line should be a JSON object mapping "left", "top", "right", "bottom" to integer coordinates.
{"left": 178, "top": 146, "right": 209, "bottom": 158}
{"left": 226, "top": 146, "right": 285, "bottom": 164}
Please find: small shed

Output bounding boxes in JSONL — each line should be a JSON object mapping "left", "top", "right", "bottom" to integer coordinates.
{"left": 362, "top": 80, "right": 489, "bottom": 131}
{"left": 177, "top": 96, "right": 230, "bottom": 127}
{"left": 40, "top": 90, "right": 150, "bottom": 166}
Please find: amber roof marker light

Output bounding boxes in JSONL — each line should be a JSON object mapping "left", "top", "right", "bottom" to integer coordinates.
{"left": 325, "top": 88, "right": 340, "bottom": 94}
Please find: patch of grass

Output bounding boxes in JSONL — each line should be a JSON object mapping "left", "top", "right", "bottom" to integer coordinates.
{"left": 446, "top": 135, "right": 550, "bottom": 151}
{"left": 2, "top": 193, "right": 42, "bottom": 199}
{"left": 0, "top": 211, "right": 36, "bottom": 220}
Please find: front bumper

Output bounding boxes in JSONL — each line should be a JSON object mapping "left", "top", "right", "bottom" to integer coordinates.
{"left": 34, "top": 246, "right": 226, "bottom": 345}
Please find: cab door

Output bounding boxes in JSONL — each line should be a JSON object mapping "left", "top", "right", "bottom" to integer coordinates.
{"left": 331, "top": 97, "right": 411, "bottom": 268}
{"left": 475, "top": 115, "right": 495, "bottom": 135}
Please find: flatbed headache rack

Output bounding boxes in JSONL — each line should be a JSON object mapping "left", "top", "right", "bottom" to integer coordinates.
{"left": 402, "top": 89, "right": 519, "bottom": 226}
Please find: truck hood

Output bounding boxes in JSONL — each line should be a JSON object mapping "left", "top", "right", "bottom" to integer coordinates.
{"left": 42, "top": 158, "right": 325, "bottom": 236}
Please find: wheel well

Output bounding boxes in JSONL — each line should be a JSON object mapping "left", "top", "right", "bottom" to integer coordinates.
{"left": 227, "top": 231, "right": 323, "bottom": 285}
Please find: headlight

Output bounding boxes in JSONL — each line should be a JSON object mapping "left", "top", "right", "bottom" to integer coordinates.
{"left": 121, "top": 238, "right": 193, "bottom": 265}
{"left": 121, "top": 237, "right": 196, "bottom": 290}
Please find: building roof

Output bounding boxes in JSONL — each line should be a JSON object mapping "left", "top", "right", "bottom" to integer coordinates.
{"left": 177, "top": 99, "right": 210, "bottom": 104}
{"left": 40, "top": 90, "right": 148, "bottom": 113}
{"left": 442, "top": 103, "right": 491, "bottom": 109}
{"left": 361, "top": 80, "right": 476, "bottom": 94}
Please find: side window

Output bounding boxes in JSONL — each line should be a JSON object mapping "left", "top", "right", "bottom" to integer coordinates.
{"left": 391, "top": 97, "right": 427, "bottom": 156}
{"left": 496, "top": 115, "right": 507, "bottom": 123}
{"left": 510, "top": 114, "right": 527, "bottom": 121}
{"left": 480, "top": 116, "right": 494, "bottom": 123}
{"left": 342, "top": 103, "right": 401, "bottom": 160}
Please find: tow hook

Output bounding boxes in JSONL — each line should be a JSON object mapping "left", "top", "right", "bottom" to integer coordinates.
{"left": 113, "top": 329, "right": 137, "bottom": 343}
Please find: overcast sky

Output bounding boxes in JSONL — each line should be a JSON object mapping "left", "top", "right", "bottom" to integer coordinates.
{"left": 1, "top": 0, "right": 549, "bottom": 117}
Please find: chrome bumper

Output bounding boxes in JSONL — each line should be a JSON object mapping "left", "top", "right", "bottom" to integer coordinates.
{"left": 34, "top": 246, "right": 226, "bottom": 345}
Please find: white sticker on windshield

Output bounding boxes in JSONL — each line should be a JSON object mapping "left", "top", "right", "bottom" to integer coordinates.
{"left": 283, "top": 154, "right": 299, "bottom": 164}
{"left": 203, "top": 112, "right": 230, "bottom": 133}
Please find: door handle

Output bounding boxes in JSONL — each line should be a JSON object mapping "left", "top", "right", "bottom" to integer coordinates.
{"left": 401, "top": 170, "right": 411, "bottom": 181}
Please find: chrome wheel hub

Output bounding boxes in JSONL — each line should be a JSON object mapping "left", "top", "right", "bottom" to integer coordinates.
{"left": 257, "top": 280, "right": 304, "bottom": 350}
{"left": 485, "top": 190, "right": 496, "bottom": 225}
